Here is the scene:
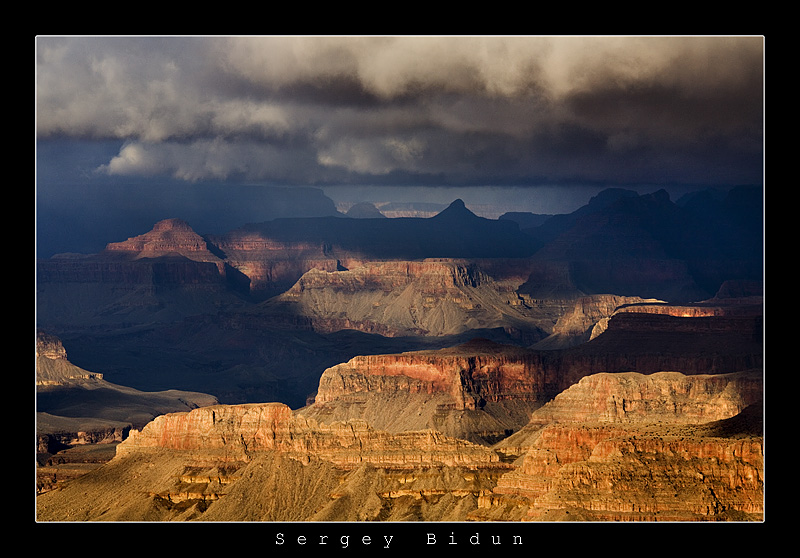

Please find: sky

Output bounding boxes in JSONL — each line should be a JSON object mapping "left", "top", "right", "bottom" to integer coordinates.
{"left": 36, "top": 35, "right": 764, "bottom": 228}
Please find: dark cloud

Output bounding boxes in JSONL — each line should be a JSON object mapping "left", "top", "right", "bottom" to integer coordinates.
{"left": 36, "top": 36, "right": 764, "bottom": 189}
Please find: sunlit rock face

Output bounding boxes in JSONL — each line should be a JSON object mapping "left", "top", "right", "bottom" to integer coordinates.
{"left": 496, "top": 369, "right": 763, "bottom": 451}
{"left": 36, "top": 331, "right": 70, "bottom": 366}
{"left": 481, "top": 422, "right": 764, "bottom": 521}
{"left": 303, "top": 305, "right": 763, "bottom": 443}
{"left": 264, "top": 260, "right": 546, "bottom": 338}
{"left": 299, "top": 339, "right": 559, "bottom": 445}
{"left": 39, "top": 369, "right": 764, "bottom": 522}
{"left": 116, "top": 402, "right": 505, "bottom": 470}
{"left": 36, "top": 399, "right": 513, "bottom": 522}
{"left": 312, "top": 340, "right": 555, "bottom": 408}
{"left": 475, "top": 369, "right": 763, "bottom": 522}
{"left": 103, "top": 218, "right": 216, "bottom": 259}
{"left": 36, "top": 330, "right": 103, "bottom": 386}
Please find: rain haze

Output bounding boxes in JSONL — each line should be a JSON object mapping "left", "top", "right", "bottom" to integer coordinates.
{"left": 35, "top": 36, "right": 764, "bottom": 256}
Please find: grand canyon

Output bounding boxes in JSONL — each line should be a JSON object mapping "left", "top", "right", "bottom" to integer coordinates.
{"left": 35, "top": 185, "right": 764, "bottom": 526}
{"left": 35, "top": 36, "right": 766, "bottom": 540}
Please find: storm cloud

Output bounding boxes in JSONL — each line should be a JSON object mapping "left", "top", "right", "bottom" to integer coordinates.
{"left": 36, "top": 36, "right": 764, "bottom": 189}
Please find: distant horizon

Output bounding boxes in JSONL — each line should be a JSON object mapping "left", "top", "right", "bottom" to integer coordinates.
{"left": 35, "top": 181, "right": 761, "bottom": 259}
{"left": 319, "top": 183, "right": 749, "bottom": 219}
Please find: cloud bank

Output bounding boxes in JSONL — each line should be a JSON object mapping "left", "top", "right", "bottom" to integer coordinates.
{"left": 36, "top": 36, "right": 764, "bottom": 188}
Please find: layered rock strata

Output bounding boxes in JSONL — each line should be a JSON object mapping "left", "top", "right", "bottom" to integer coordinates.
{"left": 475, "top": 370, "right": 763, "bottom": 521}
{"left": 117, "top": 402, "right": 505, "bottom": 471}
{"left": 36, "top": 218, "right": 253, "bottom": 330}
{"left": 36, "top": 331, "right": 103, "bottom": 385}
{"left": 302, "top": 339, "right": 558, "bottom": 444}
{"left": 526, "top": 428, "right": 763, "bottom": 521}
{"left": 36, "top": 331, "right": 219, "bottom": 435}
{"left": 208, "top": 199, "right": 539, "bottom": 299}
{"left": 535, "top": 294, "right": 664, "bottom": 348}
{"left": 477, "top": 420, "right": 763, "bottom": 521}
{"left": 495, "top": 369, "right": 763, "bottom": 456}
{"left": 43, "top": 402, "right": 512, "bottom": 521}
{"left": 36, "top": 442, "right": 120, "bottom": 495}
{"left": 103, "top": 218, "right": 219, "bottom": 259}
{"left": 40, "top": 218, "right": 231, "bottom": 283}
{"left": 301, "top": 308, "right": 762, "bottom": 444}
{"left": 36, "top": 368, "right": 764, "bottom": 522}
{"left": 201, "top": 231, "right": 339, "bottom": 298}
{"left": 557, "top": 312, "right": 763, "bottom": 390}
{"left": 37, "top": 415, "right": 130, "bottom": 454}
{"left": 259, "top": 259, "right": 547, "bottom": 339}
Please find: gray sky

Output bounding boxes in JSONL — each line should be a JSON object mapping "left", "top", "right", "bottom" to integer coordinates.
{"left": 36, "top": 35, "right": 764, "bottom": 214}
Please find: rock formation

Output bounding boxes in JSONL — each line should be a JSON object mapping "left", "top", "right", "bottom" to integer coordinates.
{"left": 585, "top": 296, "right": 763, "bottom": 343}
{"left": 301, "top": 339, "right": 553, "bottom": 444}
{"left": 494, "top": 369, "right": 763, "bottom": 455}
{"left": 299, "top": 306, "right": 762, "bottom": 444}
{"left": 36, "top": 330, "right": 220, "bottom": 494}
{"left": 260, "top": 259, "right": 547, "bottom": 339}
{"left": 345, "top": 202, "right": 387, "bottom": 219}
{"left": 36, "top": 331, "right": 218, "bottom": 453}
{"left": 36, "top": 402, "right": 513, "bottom": 522}
{"left": 102, "top": 218, "right": 219, "bottom": 260}
{"left": 474, "top": 369, "right": 763, "bottom": 521}
{"left": 36, "top": 366, "right": 763, "bottom": 522}
{"left": 533, "top": 294, "right": 664, "bottom": 348}
{"left": 36, "top": 439, "right": 121, "bottom": 495}
{"left": 531, "top": 427, "right": 762, "bottom": 521}
{"left": 116, "top": 402, "right": 504, "bottom": 469}
{"left": 36, "top": 331, "right": 104, "bottom": 385}
{"left": 34, "top": 187, "right": 765, "bottom": 523}
{"left": 521, "top": 186, "right": 763, "bottom": 303}
{"left": 477, "top": 416, "right": 764, "bottom": 521}
{"left": 38, "top": 187, "right": 763, "bottom": 320}
{"left": 207, "top": 199, "right": 540, "bottom": 299}
{"left": 36, "top": 219, "right": 249, "bottom": 330}
{"left": 38, "top": 182, "right": 342, "bottom": 258}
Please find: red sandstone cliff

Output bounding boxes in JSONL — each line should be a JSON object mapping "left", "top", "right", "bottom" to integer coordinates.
{"left": 116, "top": 402, "right": 506, "bottom": 471}
{"left": 495, "top": 369, "right": 763, "bottom": 455}
{"left": 37, "top": 368, "right": 764, "bottom": 522}
{"left": 300, "top": 304, "right": 762, "bottom": 444}
{"left": 475, "top": 369, "right": 763, "bottom": 521}
{"left": 103, "top": 218, "right": 220, "bottom": 261}
{"left": 479, "top": 419, "right": 763, "bottom": 521}
{"left": 37, "top": 399, "right": 513, "bottom": 521}
{"left": 38, "top": 218, "right": 237, "bottom": 286}
{"left": 300, "top": 339, "right": 558, "bottom": 444}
